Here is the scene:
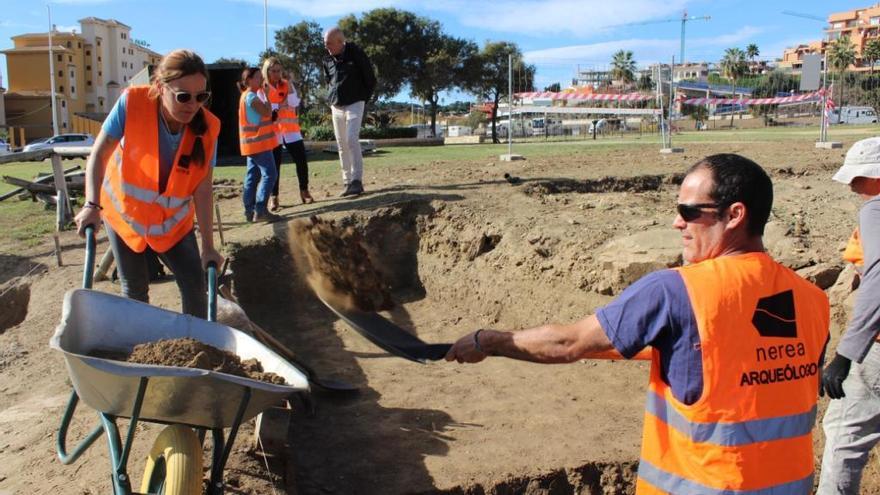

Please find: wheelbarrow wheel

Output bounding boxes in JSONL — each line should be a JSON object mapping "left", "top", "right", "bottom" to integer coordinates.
{"left": 140, "top": 425, "right": 203, "bottom": 495}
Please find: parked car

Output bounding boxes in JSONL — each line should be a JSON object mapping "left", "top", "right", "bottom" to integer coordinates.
{"left": 0, "top": 140, "right": 10, "bottom": 155}
{"left": 22, "top": 133, "right": 94, "bottom": 152}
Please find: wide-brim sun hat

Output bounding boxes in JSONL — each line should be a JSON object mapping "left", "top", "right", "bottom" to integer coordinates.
{"left": 833, "top": 137, "right": 880, "bottom": 184}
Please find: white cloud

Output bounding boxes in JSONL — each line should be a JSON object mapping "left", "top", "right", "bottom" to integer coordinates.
{"left": 233, "top": 0, "right": 697, "bottom": 36}
{"left": 524, "top": 26, "right": 764, "bottom": 67}
{"left": 447, "top": 0, "right": 692, "bottom": 37}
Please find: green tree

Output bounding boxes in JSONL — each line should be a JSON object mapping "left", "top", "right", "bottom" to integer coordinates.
{"left": 338, "top": 9, "right": 427, "bottom": 101}
{"left": 864, "top": 38, "right": 880, "bottom": 75}
{"left": 544, "top": 82, "right": 561, "bottom": 92}
{"left": 213, "top": 57, "right": 248, "bottom": 66}
{"left": 469, "top": 41, "right": 535, "bottom": 143}
{"left": 610, "top": 50, "right": 636, "bottom": 88}
{"left": 828, "top": 35, "right": 856, "bottom": 106}
{"left": 746, "top": 43, "right": 760, "bottom": 62}
{"left": 271, "top": 20, "right": 326, "bottom": 111}
{"left": 637, "top": 72, "right": 653, "bottom": 91}
{"left": 720, "top": 47, "right": 748, "bottom": 126}
{"left": 409, "top": 21, "right": 479, "bottom": 136}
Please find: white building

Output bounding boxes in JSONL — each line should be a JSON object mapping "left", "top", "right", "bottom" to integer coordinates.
{"left": 78, "top": 17, "right": 161, "bottom": 113}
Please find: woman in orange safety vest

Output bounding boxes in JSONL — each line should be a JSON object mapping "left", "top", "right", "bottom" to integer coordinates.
{"left": 74, "top": 49, "right": 224, "bottom": 318}
{"left": 261, "top": 57, "right": 313, "bottom": 208}
{"left": 237, "top": 67, "right": 282, "bottom": 222}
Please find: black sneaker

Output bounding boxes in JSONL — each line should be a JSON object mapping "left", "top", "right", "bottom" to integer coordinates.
{"left": 245, "top": 211, "right": 254, "bottom": 223}
{"left": 254, "top": 211, "right": 284, "bottom": 223}
{"left": 348, "top": 180, "right": 364, "bottom": 196}
{"left": 340, "top": 183, "right": 353, "bottom": 197}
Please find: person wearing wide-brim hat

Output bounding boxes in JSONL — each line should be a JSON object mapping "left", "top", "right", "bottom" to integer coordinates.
{"left": 817, "top": 136, "right": 880, "bottom": 495}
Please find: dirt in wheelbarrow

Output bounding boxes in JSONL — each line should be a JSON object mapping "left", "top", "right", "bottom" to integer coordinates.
{"left": 93, "top": 337, "right": 286, "bottom": 385}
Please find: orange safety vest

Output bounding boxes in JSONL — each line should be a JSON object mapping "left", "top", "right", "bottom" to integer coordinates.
{"left": 266, "top": 79, "right": 301, "bottom": 135}
{"left": 238, "top": 89, "right": 278, "bottom": 155}
{"left": 843, "top": 227, "right": 864, "bottom": 267}
{"left": 637, "top": 252, "right": 829, "bottom": 495}
{"left": 100, "top": 86, "right": 220, "bottom": 254}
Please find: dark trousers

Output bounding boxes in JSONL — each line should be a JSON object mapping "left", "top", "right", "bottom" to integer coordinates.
{"left": 105, "top": 223, "right": 207, "bottom": 318}
{"left": 271, "top": 139, "right": 310, "bottom": 196}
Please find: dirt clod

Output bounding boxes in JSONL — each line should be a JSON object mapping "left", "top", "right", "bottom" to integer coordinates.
{"left": 288, "top": 216, "right": 394, "bottom": 312}
{"left": 101, "top": 337, "right": 285, "bottom": 385}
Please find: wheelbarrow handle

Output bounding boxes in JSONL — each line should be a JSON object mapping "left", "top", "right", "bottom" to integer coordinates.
{"left": 83, "top": 225, "right": 96, "bottom": 289}
{"left": 207, "top": 261, "right": 217, "bottom": 322}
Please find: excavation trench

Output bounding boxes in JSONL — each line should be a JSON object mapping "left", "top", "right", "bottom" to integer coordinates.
{"left": 228, "top": 199, "right": 647, "bottom": 494}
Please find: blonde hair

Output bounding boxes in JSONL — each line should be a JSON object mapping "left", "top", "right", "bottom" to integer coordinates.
{"left": 261, "top": 56, "right": 283, "bottom": 87}
{"left": 149, "top": 49, "right": 209, "bottom": 166}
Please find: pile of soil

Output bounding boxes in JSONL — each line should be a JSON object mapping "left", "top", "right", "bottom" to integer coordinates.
{"left": 99, "top": 338, "right": 285, "bottom": 385}
{"left": 288, "top": 216, "right": 393, "bottom": 312}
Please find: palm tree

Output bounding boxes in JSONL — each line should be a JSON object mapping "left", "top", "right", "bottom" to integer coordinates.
{"left": 827, "top": 35, "right": 856, "bottom": 106}
{"left": 610, "top": 50, "right": 636, "bottom": 89}
{"left": 746, "top": 44, "right": 760, "bottom": 61}
{"left": 720, "top": 47, "right": 748, "bottom": 126}
{"left": 864, "top": 38, "right": 880, "bottom": 76}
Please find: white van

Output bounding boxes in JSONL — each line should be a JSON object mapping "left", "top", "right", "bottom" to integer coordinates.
{"left": 830, "top": 106, "right": 878, "bottom": 125}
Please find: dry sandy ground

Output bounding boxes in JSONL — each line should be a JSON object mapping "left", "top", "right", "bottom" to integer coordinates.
{"left": 1, "top": 133, "right": 879, "bottom": 494}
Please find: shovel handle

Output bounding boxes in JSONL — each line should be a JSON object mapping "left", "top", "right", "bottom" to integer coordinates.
{"left": 207, "top": 261, "right": 217, "bottom": 322}
{"left": 83, "top": 225, "right": 96, "bottom": 289}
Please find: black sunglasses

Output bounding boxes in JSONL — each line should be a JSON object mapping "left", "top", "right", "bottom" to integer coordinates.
{"left": 168, "top": 88, "right": 211, "bottom": 104}
{"left": 677, "top": 203, "right": 722, "bottom": 222}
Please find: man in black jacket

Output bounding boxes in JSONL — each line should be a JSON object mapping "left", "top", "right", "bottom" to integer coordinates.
{"left": 323, "top": 27, "right": 376, "bottom": 197}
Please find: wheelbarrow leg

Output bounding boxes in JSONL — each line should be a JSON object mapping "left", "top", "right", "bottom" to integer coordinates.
{"left": 100, "top": 377, "right": 149, "bottom": 495}
{"left": 207, "top": 387, "right": 252, "bottom": 495}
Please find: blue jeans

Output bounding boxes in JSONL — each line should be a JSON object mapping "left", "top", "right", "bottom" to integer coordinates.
{"left": 243, "top": 150, "right": 277, "bottom": 216}
{"left": 105, "top": 223, "right": 207, "bottom": 318}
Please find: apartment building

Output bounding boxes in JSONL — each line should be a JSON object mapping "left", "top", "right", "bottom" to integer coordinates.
{"left": 1, "top": 17, "right": 161, "bottom": 140}
{"left": 780, "top": 4, "right": 880, "bottom": 73}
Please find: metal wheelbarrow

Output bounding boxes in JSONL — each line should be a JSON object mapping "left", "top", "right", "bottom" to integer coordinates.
{"left": 51, "top": 226, "right": 309, "bottom": 494}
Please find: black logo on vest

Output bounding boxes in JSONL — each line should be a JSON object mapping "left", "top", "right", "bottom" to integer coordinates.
{"left": 741, "top": 290, "right": 818, "bottom": 387}
{"left": 751, "top": 290, "right": 796, "bottom": 338}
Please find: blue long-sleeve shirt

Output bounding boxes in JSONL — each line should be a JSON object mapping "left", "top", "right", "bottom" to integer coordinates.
{"left": 837, "top": 196, "right": 880, "bottom": 363}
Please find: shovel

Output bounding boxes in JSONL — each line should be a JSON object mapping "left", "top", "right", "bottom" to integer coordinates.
{"left": 315, "top": 294, "right": 452, "bottom": 364}
{"left": 215, "top": 264, "right": 358, "bottom": 393}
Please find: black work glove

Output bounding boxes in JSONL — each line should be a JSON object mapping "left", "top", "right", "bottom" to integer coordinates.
{"left": 271, "top": 109, "right": 278, "bottom": 122}
{"left": 820, "top": 354, "right": 852, "bottom": 399}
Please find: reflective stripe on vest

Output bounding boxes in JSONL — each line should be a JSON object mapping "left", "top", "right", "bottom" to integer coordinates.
{"left": 103, "top": 175, "right": 192, "bottom": 237}
{"left": 638, "top": 460, "right": 814, "bottom": 495}
{"left": 239, "top": 130, "right": 278, "bottom": 145}
{"left": 645, "top": 390, "right": 817, "bottom": 446}
{"left": 112, "top": 152, "right": 190, "bottom": 209}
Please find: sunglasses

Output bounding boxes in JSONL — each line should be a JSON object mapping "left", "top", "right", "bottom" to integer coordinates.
{"left": 677, "top": 202, "right": 722, "bottom": 222}
{"left": 167, "top": 88, "right": 211, "bottom": 104}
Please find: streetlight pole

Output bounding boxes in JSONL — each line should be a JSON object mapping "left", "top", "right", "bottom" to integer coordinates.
{"left": 264, "top": 0, "right": 269, "bottom": 52}
{"left": 47, "top": 5, "right": 60, "bottom": 136}
{"left": 508, "top": 53, "right": 512, "bottom": 156}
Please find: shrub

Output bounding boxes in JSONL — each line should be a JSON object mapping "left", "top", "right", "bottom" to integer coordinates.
{"left": 303, "top": 125, "right": 335, "bottom": 141}
{"left": 359, "top": 126, "right": 418, "bottom": 139}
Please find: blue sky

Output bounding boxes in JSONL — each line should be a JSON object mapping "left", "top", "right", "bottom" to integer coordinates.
{"left": 0, "top": 0, "right": 869, "bottom": 103}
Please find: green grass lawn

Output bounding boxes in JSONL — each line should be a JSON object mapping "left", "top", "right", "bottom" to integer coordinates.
{"left": 1, "top": 123, "right": 877, "bottom": 250}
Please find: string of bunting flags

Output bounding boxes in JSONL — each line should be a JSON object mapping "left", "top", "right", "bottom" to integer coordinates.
{"left": 678, "top": 87, "right": 830, "bottom": 106}
{"left": 515, "top": 92, "right": 654, "bottom": 102}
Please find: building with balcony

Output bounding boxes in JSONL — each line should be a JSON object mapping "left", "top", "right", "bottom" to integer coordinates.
{"left": 780, "top": 4, "right": 880, "bottom": 73}
{"left": 1, "top": 18, "right": 161, "bottom": 140}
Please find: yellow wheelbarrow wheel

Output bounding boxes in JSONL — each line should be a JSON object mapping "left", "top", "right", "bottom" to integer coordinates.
{"left": 140, "top": 425, "right": 203, "bottom": 495}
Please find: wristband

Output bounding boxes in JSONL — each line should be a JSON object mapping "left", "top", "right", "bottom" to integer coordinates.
{"left": 84, "top": 201, "right": 103, "bottom": 210}
{"left": 474, "top": 329, "right": 487, "bottom": 354}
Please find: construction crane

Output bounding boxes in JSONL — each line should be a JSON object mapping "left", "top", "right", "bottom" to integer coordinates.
{"left": 610, "top": 11, "right": 711, "bottom": 64}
